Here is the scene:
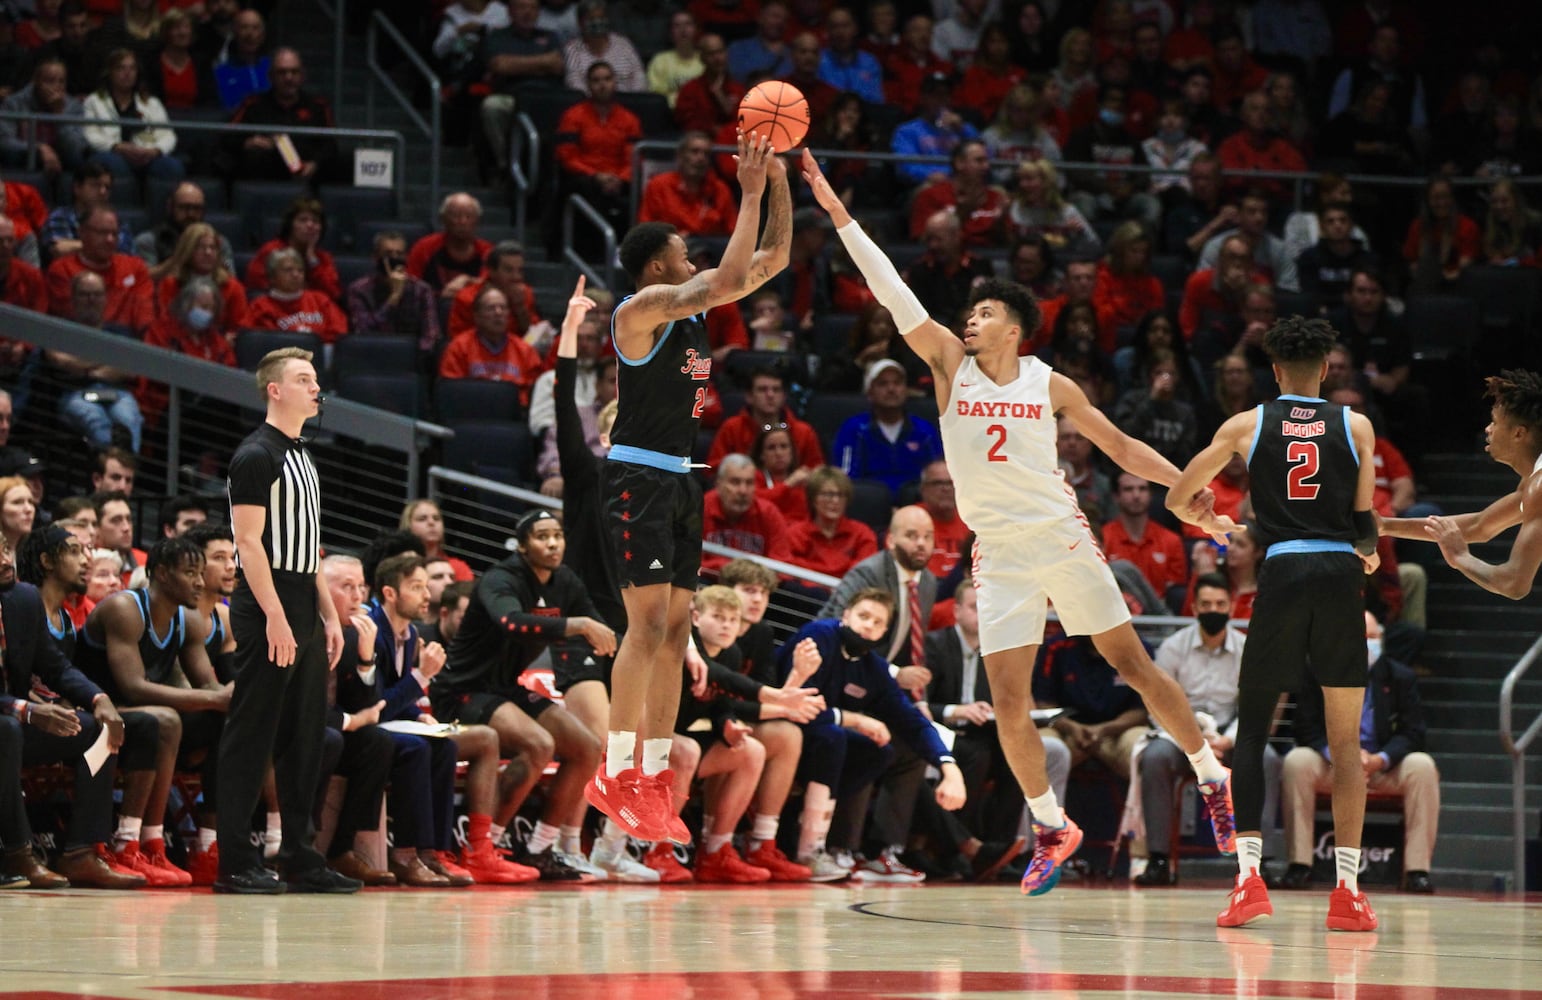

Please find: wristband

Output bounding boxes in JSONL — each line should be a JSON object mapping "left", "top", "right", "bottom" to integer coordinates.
{"left": 888, "top": 664, "right": 900, "bottom": 680}
{"left": 831, "top": 708, "right": 843, "bottom": 726}
{"left": 20, "top": 702, "right": 31, "bottom": 725}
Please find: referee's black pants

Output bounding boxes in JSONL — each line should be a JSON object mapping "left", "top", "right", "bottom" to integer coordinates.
{"left": 217, "top": 573, "right": 329, "bottom": 878}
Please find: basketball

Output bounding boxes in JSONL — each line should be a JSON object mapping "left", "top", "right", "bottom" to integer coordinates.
{"left": 737, "top": 82, "right": 810, "bottom": 153}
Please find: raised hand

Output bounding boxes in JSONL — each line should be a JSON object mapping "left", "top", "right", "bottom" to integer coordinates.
{"left": 566, "top": 274, "right": 596, "bottom": 324}
{"left": 799, "top": 149, "right": 851, "bottom": 226}
{"left": 736, "top": 131, "right": 772, "bottom": 199}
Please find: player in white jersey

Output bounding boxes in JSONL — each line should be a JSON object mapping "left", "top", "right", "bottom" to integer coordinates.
{"left": 801, "top": 150, "right": 1239, "bottom": 896}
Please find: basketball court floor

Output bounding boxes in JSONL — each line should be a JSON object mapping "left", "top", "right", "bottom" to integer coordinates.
{"left": 4, "top": 881, "right": 1538, "bottom": 999}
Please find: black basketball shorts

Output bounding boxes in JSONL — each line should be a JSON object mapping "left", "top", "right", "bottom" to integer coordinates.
{"left": 602, "top": 460, "right": 703, "bottom": 592}
{"left": 1240, "top": 550, "right": 1368, "bottom": 693}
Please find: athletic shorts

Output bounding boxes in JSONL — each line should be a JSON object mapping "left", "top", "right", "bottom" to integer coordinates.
{"left": 551, "top": 644, "right": 612, "bottom": 694}
{"left": 1240, "top": 550, "right": 1367, "bottom": 692}
{"left": 602, "top": 461, "right": 703, "bottom": 592}
{"left": 434, "top": 688, "right": 554, "bottom": 725}
{"left": 971, "top": 518, "right": 1130, "bottom": 656}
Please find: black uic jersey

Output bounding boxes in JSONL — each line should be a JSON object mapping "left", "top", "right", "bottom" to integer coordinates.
{"left": 610, "top": 297, "right": 711, "bottom": 459}
{"left": 1246, "top": 397, "right": 1359, "bottom": 551}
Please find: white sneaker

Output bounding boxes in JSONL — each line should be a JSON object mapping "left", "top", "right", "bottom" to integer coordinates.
{"left": 852, "top": 848, "right": 926, "bottom": 884}
{"left": 797, "top": 849, "right": 852, "bottom": 883}
{"left": 590, "top": 840, "right": 661, "bottom": 883}
{"left": 556, "top": 849, "right": 608, "bottom": 881}
{"left": 832, "top": 848, "right": 856, "bottom": 872}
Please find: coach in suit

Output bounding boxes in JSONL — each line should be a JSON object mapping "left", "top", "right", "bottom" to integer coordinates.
{"left": 0, "top": 543, "right": 143, "bottom": 888}
{"left": 1281, "top": 610, "right": 1439, "bottom": 894}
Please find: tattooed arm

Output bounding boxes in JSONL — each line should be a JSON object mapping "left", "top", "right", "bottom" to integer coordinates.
{"left": 745, "top": 162, "right": 793, "bottom": 288}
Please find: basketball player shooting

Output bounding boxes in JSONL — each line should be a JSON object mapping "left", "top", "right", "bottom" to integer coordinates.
{"left": 585, "top": 133, "right": 792, "bottom": 843}
{"left": 799, "top": 150, "right": 1239, "bottom": 897}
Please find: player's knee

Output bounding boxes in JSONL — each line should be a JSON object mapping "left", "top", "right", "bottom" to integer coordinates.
{"left": 670, "top": 735, "right": 702, "bottom": 776}
{"left": 739, "top": 736, "right": 766, "bottom": 772}
{"left": 760, "top": 719, "right": 801, "bottom": 755}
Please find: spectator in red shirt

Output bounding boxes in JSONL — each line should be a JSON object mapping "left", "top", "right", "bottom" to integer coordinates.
{"left": 1, "top": 173, "right": 48, "bottom": 236}
{"left": 554, "top": 60, "right": 642, "bottom": 248}
{"left": 674, "top": 33, "right": 743, "bottom": 134}
{"left": 1101, "top": 471, "right": 1187, "bottom": 612}
{"left": 909, "top": 139, "right": 1008, "bottom": 248}
{"left": 640, "top": 132, "right": 739, "bottom": 237}
{"left": 1217, "top": 90, "right": 1307, "bottom": 204}
{"left": 787, "top": 465, "right": 878, "bottom": 578}
{"left": 751, "top": 424, "right": 810, "bottom": 523}
{"left": 708, "top": 367, "right": 824, "bottom": 472}
{"left": 407, "top": 192, "right": 492, "bottom": 301}
{"left": 244, "top": 248, "right": 349, "bottom": 342}
{"left": 245, "top": 196, "right": 341, "bottom": 301}
{"left": 702, "top": 453, "right": 793, "bottom": 572}
{"left": 45, "top": 205, "right": 152, "bottom": 333}
{"left": 1091, "top": 221, "right": 1164, "bottom": 350}
{"left": 140, "top": 275, "right": 237, "bottom": 425}
{"left": 153, "top": 221, "right": 248, "bottom": 339}
{"left": 1179, "top": 233, "right": 1266, "bottom": 362}
{"left": 954, "top": 23, "right": 1026, "bottom": 123}
{"left": 884, "top": 14, "right": 952, "bottom": 113}
{"left": 438, "top": 284, "right": 545, "bottom": 405}
{"left": 448, "top": 241, "right": 548, "bottom": 344}
{"left": 0, "top": 216, "right": 46, "bottom": 313}
{"left": 780, "top": 32, "right": 839, "bottom": 124}
{"left": 915, "top": 458, "right": 968, "bottom": 581}
{"left": 1403, "top": 175, "right": 1481, "bottom": 289}
{"left": 1209, "top": 26, "right": 1267, "bottom": 112}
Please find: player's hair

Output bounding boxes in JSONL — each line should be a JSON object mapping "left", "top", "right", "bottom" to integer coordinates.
{"left": 439, "top": 578, "right": 475, "bottom": 613}
{"left": 158, "top": 494, "right": 206, "bottom": 534}
{"left": 375, "top": 553, "right": 426, "bottom": 595}
{"left": 692, "top": 584, "right": 742, "bottom": 615}
{"left": 1485, "top": 369, "right": 1542, "bottom": 437}
{"left": 1261, "top": 315, "right": 1337, "bottom": 371}
{"left": 719, "top": 557, "right": 778, "bottom": 592}
{"left": 16, "top": 524, "right": 76, "bottom": 587}
{"left": 845, "top": 586, "right": 896, "bottom": 616}
{"left": 183, "top": 522, "right": 233, "bottom": 552}
{"left": 514, "top": 507, "right": 560, "bottom": 543}
{"left": 146, "top": 534, "right": 204, "bottom": 580}
{"left": 1193, "top": 572, "right": 1230, "bottom": 600}
{"left": 967, "top": 278, "right": 1040, "bottom": 341}
{"left": 620, "top": 222, "right": 679, "bottom": 282}
{"left": 255, "top": 346, "right": 314, "bottom": 399}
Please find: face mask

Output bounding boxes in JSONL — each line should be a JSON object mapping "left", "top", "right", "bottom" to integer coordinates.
{"left": 185, "top": 305, "right": 214, "bottom": 330}
{"left": 1366, "top": 637, "right": 1382, "bottom": 666}
{"left": 1197, "top": 611, "right": 1228, "bottom": 636}
{"left": 583, "top": 17, "right": 610, "bottom": 36}
{"left": 838, "top": 624, "right": 883, "bottom": 657}
{"left": 1159, "top": 127, "right": 1186, "bottom": 145}
{"left": 1099, "top": 107, "right": 1125, "bottom": 127}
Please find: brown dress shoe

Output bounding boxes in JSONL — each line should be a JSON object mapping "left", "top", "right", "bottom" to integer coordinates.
{"left": 331, "top": 850, "right": 397, "bottom": 887}
{"left": 57, "top": 844, "right": 147, "bottom": 889}
{"left": 3, "top": 847, "right": 69, "bottom": 889}
{"left": 388, "top": 854, "right": 451, "bottom": 888}
{"left": 420, "top": 850, "right": 475, "bottom": 887}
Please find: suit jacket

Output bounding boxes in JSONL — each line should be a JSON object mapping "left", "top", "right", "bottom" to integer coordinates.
{"left": 1292, "top": 655, "right": 1426, "bottom": 769}
{"left": 335, "top": 603, "right": 429, "bottom": 724}
{"left": 817, "top": 551, "right": 937, "bottom": 666}
{"left": 923, "top": 624, "right": 991, "bottom": 720}
{"left": 1, "top": 582, "right": 103, "bottom": 713}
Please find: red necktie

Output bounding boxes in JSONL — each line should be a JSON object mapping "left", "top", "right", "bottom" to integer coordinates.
{"left": 907, "top": 578, "right": 925, "bottom": 668}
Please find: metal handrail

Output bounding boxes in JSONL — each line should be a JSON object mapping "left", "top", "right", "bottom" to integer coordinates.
{"left": 0, "top": 110, "right": 408, "bottom": 209}
{"left": 562, "top": 194, "right": 617, "bottom": 291}
{"left": 1499, "top": 633, "right": 1542, "bottom": 893}
{"left": 312, "top": 0, "right": 347, "bottom": 114}
{"left": 364, "top": 10, "right": 442, "bottom": 225}
{"left": 508, "top": 112, "right": 541, "bottom": 246}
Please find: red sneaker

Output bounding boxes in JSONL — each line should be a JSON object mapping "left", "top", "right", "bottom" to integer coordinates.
{"left": 113, "top": 841, "right": 181, "bottom": 888}
{"left": 422, "top": 850, "right": 475, "bottom": 887}
{"left": 1020, "top": 817, "right": 1082, "bottom": 896}
{"left": 649, "top": 770, "right": 692, "bottom": 845}
{"left": 695, "top": 844, "right": 771, "bottom": 884}
{"left": 139, "top": 839, "right": 193, "bottom": 887}
{"left": 1326, "top": 882, "right": 1379, "bottom": 932}
{"left": 585, "top": 765, "right": 668, "bottom": 842}
{"left": 744, "top": 841, "right": 812, "bottom": 882}
{"left": 186, "top": 842, "right": 219, "bottom": 887}
{"left": 460, "top": 840, "right": 540, "bottom": 885}
{"left": 642, "top": 842, "right": 693, "bottom": 883}
{"left": 1217, "top": 874, "right": 1274, "bottom": 928}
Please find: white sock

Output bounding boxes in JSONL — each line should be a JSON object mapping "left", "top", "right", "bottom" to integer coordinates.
{"left": 798, "top": 783, "right": 834, "bottom": 859}
{"left": 1026, "top": 790, "right": 1064, "bottom": 829}
{"left": 748, "top": 812, "right": 779, "bottom": 850}
{"left": 142, "top": 824, "right": 163, "bottom": 844}
{"left": 704, "top": 832, "right": 732, "bottom": 855}
{"left": 1336, "top": 847, "right": 1361, "bottom": 893}
{"left": 527, "top": 820, "right": 559, "bottom": 854}
{"left": 558, "top": 825, "right": 584, "bottom": 855}
{"left": 606, "top": 731, "right": 636, "bottom": 776}
{"left": 1187, "top": 742, "right": 1228, "bottom": 785}
{"left": 262, "top": 826, "right": 282, "bottom": 859}
{"left": 598, "top": 818, "right": 629, "bottom": 852}
{"left": 641, "top": 738, "right": 672, "bottom": 776}
{"left": 1236, "top": 836, "right": 1263, "bottom": 884}
{"left": 197, "top": 827, "right": 217, "bottom": 851}
{"left": 700, "top": 814, "right": 714, "bottom": 838}
{"left": 266, "top": 810, "right": 282, "bottom": 832}
{"left": 113, "top": 816, "right": 142, "bottom": 850}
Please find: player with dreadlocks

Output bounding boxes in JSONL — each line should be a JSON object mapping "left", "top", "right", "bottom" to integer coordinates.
{"left": 1170, "top": 315, "right": 1380, "bottom": 931}
{"left": 1381, "top": 369, "right": 1542, "bottom": 599}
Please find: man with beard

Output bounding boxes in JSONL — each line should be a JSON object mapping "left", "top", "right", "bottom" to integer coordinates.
{"left": 186, "top": 524, "right": 237, "bottom": 683}
{"left": 133, "top": 182, "right": 233, "bottom": 271}
{"left": 78, "top": 536, "right": 231, "bottom": 886}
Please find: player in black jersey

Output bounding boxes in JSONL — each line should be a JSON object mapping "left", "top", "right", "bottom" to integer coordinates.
{"left": 1170, "top": 317, "right": 1382, "bottom": 932}
{"left": 586, "top": 132, "right": 793, "bottom": 842}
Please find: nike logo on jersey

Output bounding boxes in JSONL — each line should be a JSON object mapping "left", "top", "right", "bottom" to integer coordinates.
{"left": 1068, "top": 539, "right": 1082, "bottom": 552}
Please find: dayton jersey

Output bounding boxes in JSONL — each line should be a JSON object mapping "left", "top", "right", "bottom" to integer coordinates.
{"left": 610, "top": 297, "right": 712, "bottom": 460}
{"left": 1246, "top": 396, "right": 1359, "bottom": 550}
{"left": 939, "top": 355, "right": 1081, "bottom": 535}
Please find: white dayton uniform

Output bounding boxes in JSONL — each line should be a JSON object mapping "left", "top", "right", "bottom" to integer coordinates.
{"left": 939, "top": 354, "right": 1129, "bottom": 655}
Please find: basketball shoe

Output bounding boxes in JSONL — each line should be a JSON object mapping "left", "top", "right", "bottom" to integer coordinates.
{"left": 853, "top": 848, "right": 926, "bottom": 884}
{"left": 1198, "top": 772, "right": 1238, "bottom": 856}
{"left": 590, "top": 839, "right": 660, "bottom": 883}
{"left": 585, "top": 762, "right": 669, "bottom": 842}
{"left": 642, "top": 843, "right": 693, "bottom": 883}
{"left": 1020, "top": 817, "right": 1083, "bottom": 896}
{"left": 745, "top": 841, "right": 812, "bottom": 882}
{"left": 695, "top": 844, "right": 772, "bottom": 883}
{"left": 421, "top": 850, "right": 475, "bottom": 886}
{"left": 1217, "top": 874, "right": 1274, "bottom": 927}
{"left": 1326, "top": 882, "right": 1379, "bottom": 932}
{"left": 797, "top": 848, "right": 851, "bottom": 883}
{"left": 114, "top": 841, "right": 186, "bottom": 888}
{"left": 648, "top": 770, "right": 693, "bottom": 845}
{"left": 186, "top": 842, "right": 220, "bottom": 887}
{"left": 460, "top": 838, "right": 540, "bottom": 884}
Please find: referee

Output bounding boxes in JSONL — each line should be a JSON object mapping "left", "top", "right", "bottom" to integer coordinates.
{"left": 214, "top": 348, "right": 359, "bottom": 894}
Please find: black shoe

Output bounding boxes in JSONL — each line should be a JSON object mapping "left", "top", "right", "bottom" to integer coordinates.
{"left": 971, "top": 837, "right": 1028, "bottom": 883}
{"left": 514, "top": 845, "right": 585, "bottom": 881}
{"left": 285, "top": 866, "right": 363, "bottom": 894}
{"left": 213, "top": 866, "right": 287, "bottom": 895}
{"left": 1404, "top": 870, "right": 1435, "bottom": 894}
{"left": 0, "top": 872, "right": 27, "bottom": 889}
{"left": 1132, "top": 856, "right": 1175, "bottom": 886}
{"left": 1278, "top": 863, "right": 1313, "bottom": 890}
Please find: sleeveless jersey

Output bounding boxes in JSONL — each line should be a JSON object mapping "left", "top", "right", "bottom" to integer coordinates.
{"left": 78, "top": 589, "right": 187, "bottom": 702}
{"left": 204, "top": 603, "right": 225, "bottom": 651}
{"left": 45, "top": 606, "right": 77, "bottom": 662}
{"left": 610, "top": 296, "right": 712, "bottom": 460}
{"left": 939, "top": 355, "right": 1080, "bottom": 535}
{"left": 1246, "top": 396, "right": 1359, "bottom": 551}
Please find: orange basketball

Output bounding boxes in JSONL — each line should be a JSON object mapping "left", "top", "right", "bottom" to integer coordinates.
{"left": 737, "top": 82, "right": 810, "bottom": 153}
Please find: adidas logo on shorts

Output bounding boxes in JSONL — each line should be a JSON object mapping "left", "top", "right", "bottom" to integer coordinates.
{"left": 649, "top": 559, "right": 663, "bottom": 570}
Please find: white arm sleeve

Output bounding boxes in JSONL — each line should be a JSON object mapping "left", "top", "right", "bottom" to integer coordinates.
{"left": 835, "top": 221, "right": 930, "bottom": 335}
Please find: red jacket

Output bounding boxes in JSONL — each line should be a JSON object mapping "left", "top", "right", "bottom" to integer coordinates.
{"left": 245, "top": 291, "right": 350, "bottom": 343}
{"left": 246, "top": 239, "right": 342, "bottom": 301}
{"left": 406, "top": 232, "right": 492, "bottom": 292}
{"left": 674, "top": 74, "right": 745, "bottom": 134}
{"left": 448, "top": 277, "right": 543, "bottom": 341}
{"left": 46, "top": 253, "right": 154, "bottom": 333}
{"left": 156, "top": 273, "right": 248, "bottom": 335}
{"left": 3, "top": 180, "right": 47, "bottom": 232}
{"left": 909, "top": 181, "right": 1008, "bottom": 246}
{"left": 701, "top": 490, "right": 792, "bottom": 572}
{"left": 954, "top": 64, "right": 1026, "bottom": 123}
{"left": 1102, "top": 518, "right": 1187, "bottom": 596}
{"left": 1, "top": 259, "right": 46, "bottom": 313}
{"left": 787, "top": 517, "right": 878, "bottom": 578}
{"left": 639, "top": 171, "right": 738, "bottom": 237}
{"left": 437, "top": 329, "right": 544, "bottom": 403}
{"left": 140, "top": 315, "right": 237, "bottom": 423}
{"left": 555, "top": 101, "right": 642, "bottom": 179}
{"left": 1091, "top": 263, "right": 1165, "bottom": 350}
{"left": 707, "top": 407, "right": 825, "bottom": 473}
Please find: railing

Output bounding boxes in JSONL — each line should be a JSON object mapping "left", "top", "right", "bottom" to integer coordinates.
{"left": 562, "top": 194, "right": 618, "bottom": 291}
{"left": 0, "top": 110, "right": 408, "bottom": 211}
{"left": 509, "top": 113, "right": 541, "bottom": 246}
{"left": 312, "top": 0, "right": 347, "bottom": 113}
{"left": 364, "top": 10, "right": 442, "bottom": 225}
{"left": 1499, "top": 633, "right": 1542, "bottom": 893}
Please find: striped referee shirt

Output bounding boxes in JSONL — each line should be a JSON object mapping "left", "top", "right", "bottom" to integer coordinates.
{"left": 227, "top": 423, "right": 322, "bottom": 575}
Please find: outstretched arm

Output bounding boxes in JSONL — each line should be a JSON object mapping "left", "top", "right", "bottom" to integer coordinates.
{"left": 1054, "top": 373, "right": 1182, "bottom": 488}
{"left": 1427, "top": 475, "right": 1542, "bottom": 600}
{"left": 1166, "top": 409, "right": 1255, "bottom": 538}
{"left": 1382, "top": 490, "right": 1522, "bottom": 543}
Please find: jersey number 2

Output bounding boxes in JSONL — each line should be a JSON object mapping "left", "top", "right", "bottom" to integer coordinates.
{"left": 691, "top": 386, "right": 706, "bottom": 418}
{"left": 1287, "top": 441, "right": 1320, "bottom": 500}
{"left": 986, "top": 424, "right": 1008, "bottom": 462}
